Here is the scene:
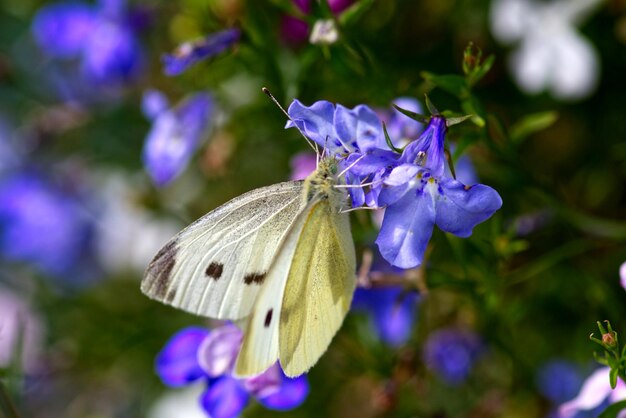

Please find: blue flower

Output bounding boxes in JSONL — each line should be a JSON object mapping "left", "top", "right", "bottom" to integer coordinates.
{"left": 286, "top": 99, "right": 502, "bottom": 269}
{"left": 141, "top": 90, "right": 214, "bottom": 187}
{"left": 352, "top": 286, "right": 419, "bottom": 347}
{"left": 156, "top": 325, "right": 309, "bottom": 418}
{"left": 0, "top": 173, "right": 90, "bottom": 276}
{"left": 32, "top": 0, "right": 143, "bottom": 88}
{"left": 376, "top": 116, "right": 502, "bottom": 268}
{"left": 537, "top": 360, "right": 584, "bottom": 404}
{"left": 286, "top": 99, "right": 397, "bottom": 207}
{"left": 162, "top": 29, "right": 241, "bottom": 76}
{"left": 423, "top": 327, "right": 482, "bottom": 385}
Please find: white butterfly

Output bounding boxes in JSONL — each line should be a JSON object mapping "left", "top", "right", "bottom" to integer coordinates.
{"left": 141, "top": 157, "right": 356, "bottom": 377}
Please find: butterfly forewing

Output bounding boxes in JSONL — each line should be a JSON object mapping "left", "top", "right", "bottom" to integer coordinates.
{"left": 141, "top": 181, "right": 305, "bottom": 320}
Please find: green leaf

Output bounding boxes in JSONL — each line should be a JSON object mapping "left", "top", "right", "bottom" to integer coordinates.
{"left": 424, "top": 94, "right": 440, "bottom": 115}
{"left": 598, "top": 400, "right": 626, "bottom": 418}
{"left": 382, "top": 122, "right": 403, "bottom": 153}
{"left": 392, "top": 104, "right": 430, "bottom": 124}
{"left": 510, "top": 111, "right": 559, "bottom": 144}
{"left": 611, "top": 367, "right": 619, "bottom": 389}
{"left": 468, "top": 54, "right": 495, "bottom": 86}
{"left": 421, "top": 72, "right": 469, "bottom": 98}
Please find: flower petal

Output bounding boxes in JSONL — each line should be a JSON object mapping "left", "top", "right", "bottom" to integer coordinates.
{"left": 201, "top": 376, "right": 249, "bottom": 418}
{"left": 156, "top": 327, "right": 209, "bottom": 387}
{"left": 257, "top": 370, "right": 309, "bottom": 411}
{"left": 197, "top": 324, "right": 243, "bottom": 378}
{"left": 32, "top": 2, "right": 96, "bottom": 58}
{"left": 435, "top": 179, "right": 503, "bottom": 237}
{"left": 558, "top": 367, "right": 613, "bottom": 418}
{"left": 142, "top": 89, "right": 169, "bottom": 120}
{"left": 352, "top": 287, "right": 419, "bottom": 347}
{"left": 242, "top": 363, "right": 282, "bottom": 399}
{"left": 334, "top": 104, "right": 384, "bottom": 152}
{"left": 286, "top": 100, "right": 342, "bottom": 153}
{"left": 376, "top": 188, "right": 436, "bottom": 269}
{"left": 162, "top": 29, "right": 240, "bottom": 76}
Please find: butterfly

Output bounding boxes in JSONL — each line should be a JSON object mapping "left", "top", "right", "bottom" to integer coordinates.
{"left": 141, "top": 157, "right": 356, "bottom": 377}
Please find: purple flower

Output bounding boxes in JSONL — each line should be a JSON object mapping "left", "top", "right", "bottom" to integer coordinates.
{"left": 557, "top": 367, "right": 626, "bottom": 418}
{"left": 0, "top": 288, "right": 43, "bottom": 372}
{"left": 32, "top": 0, "right": 143, "bottom": 88}
{"left": 162, "top": 29, "right": 240, "bottom": 76}
{"left": 423, "top": 328, "right": 482, "bottom": 385}
{"left": 537, "top": 360, "right": 584, "bottom": 404}
{"left": 286, "top": 100, "right": 502, "bottom": 269}
{"left": 375, "top": 116, "right": 502, "bottom": 268}
{"left": 141, "top": 90, "right": 214, "bottom": 187}
{"left": 0, "top": 173, "right": 90, "bottom": 276}
{"left": 156, "top": 324, "right": 308, "bottom": 418}
{"left": 289, "top": 152, "right": 317, "bottom": 180}
{"left": 352, "top": 286, "right": 419, "bottom": 347}
{"left": 620, "top": 261, "right": 626, "bottom": 291}
{"left": 376, "top": 97, "right": 424, "bottom": 148}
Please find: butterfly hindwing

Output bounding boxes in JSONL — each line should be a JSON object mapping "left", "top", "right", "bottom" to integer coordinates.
{"left": 278, "top": 198, "right": 356, "bottom": 377}
{"left": 141, "top": 181, "right": 305, "bottom": 320}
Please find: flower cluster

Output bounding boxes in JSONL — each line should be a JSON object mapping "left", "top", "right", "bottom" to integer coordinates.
{"left": 32, "top": 0, "right": 143, "bottom": 90}
{"left": 156, "top": 324, "right": 308, "bottom": 418}
{"left": 286, "top": 99, "right": 502, "bottom": 269}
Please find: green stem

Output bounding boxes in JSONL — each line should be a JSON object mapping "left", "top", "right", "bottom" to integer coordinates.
{"left": 0, "top": 380, "right": 20, "bottom": 418}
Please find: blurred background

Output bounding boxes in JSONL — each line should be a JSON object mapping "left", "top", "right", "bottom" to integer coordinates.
{"left": 1, "top": 0, "right": 626, "bottom": 417}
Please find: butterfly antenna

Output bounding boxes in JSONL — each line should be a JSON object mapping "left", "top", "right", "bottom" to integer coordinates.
{"left": 337, "top": 153, "right": 367, "bottom": 178}
{"left": 262, "top": 87, "right": 318, "bottom": 154}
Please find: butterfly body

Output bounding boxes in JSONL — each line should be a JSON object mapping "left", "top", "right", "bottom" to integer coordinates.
{"left": 142, "top": 158, "right": 356, "bottom": 377}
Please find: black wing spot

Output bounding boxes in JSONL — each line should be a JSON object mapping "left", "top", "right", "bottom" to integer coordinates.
{"left": 205, "top": 262, "right": 224, "bottom": 280}
{"left": 264, "top": 309, "right": 273, "bottom": 328}
{"left": 244, "top": 272, "right": 266, "bottom": 285}
{"left": 146, "top": 240, "right": 178, "bottom": 299}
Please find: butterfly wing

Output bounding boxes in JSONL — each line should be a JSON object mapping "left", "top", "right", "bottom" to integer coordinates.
{"left": 234, "top": 200, "right": 312, "bottom": 377}
{"left": 278, "top": 199, "right": 356, "bottom": 377}
{"left": 141, "top": 181, "right": 305, "bottom": 320}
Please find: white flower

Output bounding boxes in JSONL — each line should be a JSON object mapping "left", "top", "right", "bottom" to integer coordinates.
{"left": 558, "top": 367, "right": 626, "bottom": 417}
{"left": 490, "top": 0, "right": 601, "bottom": 100}
{"left": 309, "top": 19, "right": 339, "bottom": 45}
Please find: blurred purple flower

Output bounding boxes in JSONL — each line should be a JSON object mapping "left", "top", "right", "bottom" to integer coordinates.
{"left": 289, "top": 152, "right": 317, "bottom": 180}
{"left": 280, "top": 0, "right": 354, "bottom": 44}
{"left": 142, "top": 90, "right": 214, "bottom": 187}
{"left": 423, "top": 328, "right": 482, "bottom": 385}
{"left": 352, "top": 286, "right": 419, "bottom": 347}
{"left": 376, "top": 97, "right": 424, "bottom": 148}
{"left": 156, "top": 324, "right": 308, "bottom": 418}
{"left": 162, "top": 28, "right": 240, "bottom": 76}
{"left": 620, "top": 261, "right": 626, "bottom": 291}
{"left": 558, "top": 367, "right": 626, "bottom": 418}
{"left": 32, "top": 0, "right": 143, "bottom": 88}
{"left": 0, "top": 288, "right": 43, "bottom": 372}
{"left": 0, "top": 173, "right": 90, "bottom": 276}
{"left": 537, "top": 360, "right": 584, "bottom": 404}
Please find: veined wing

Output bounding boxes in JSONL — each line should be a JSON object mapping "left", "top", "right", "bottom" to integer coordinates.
{"left": 234, "top": 199, "right": 312, "bottom": 377}
{"left": 141, "top": 181, "right": 305, "bottom": 320}
{"left": 278, "top": 198, "right": 356, "bottom": 377}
